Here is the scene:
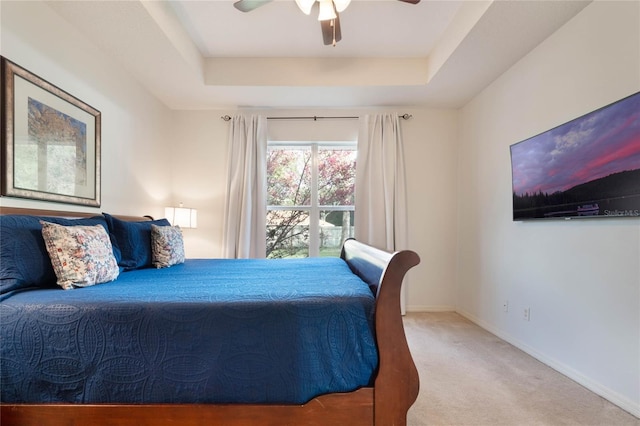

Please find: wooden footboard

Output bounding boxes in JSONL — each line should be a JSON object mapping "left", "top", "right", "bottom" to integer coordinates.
{"left": 0, "top": 208, "right": 420, "bottom": 426}
{"left": 342, "top": 238, "right": 421, "bottom": 425}
{"left": 1, "top": 390, "right": 374, "bottom": 426}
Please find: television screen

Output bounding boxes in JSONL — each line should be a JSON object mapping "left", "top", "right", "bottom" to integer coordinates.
{"left": 510, "top": 92, "right": 640, "bottom": 220}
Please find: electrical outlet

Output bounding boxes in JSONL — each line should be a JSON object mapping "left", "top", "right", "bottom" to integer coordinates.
{"left": 503, "top": 300, "right": 509, "bottom": 313}
{"left": 523, "top": 307, "right": 531, "bottom": 321}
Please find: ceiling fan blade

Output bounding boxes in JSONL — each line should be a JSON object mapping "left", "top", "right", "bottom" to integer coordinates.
{"left": 397, "top": 0, "right": 421, "bottom": 4}
{"left": 321, "top": 14, "right": 342, "bottom": 46}
{"left": 233, "top": 0, "right": 272, "bottom": 12}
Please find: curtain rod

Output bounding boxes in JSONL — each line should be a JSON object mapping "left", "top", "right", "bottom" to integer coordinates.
{"left": 220, "top": 114, "right": 412, "bottom": 121}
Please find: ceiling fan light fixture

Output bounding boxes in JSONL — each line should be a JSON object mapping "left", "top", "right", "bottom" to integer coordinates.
{"left": 317, "top": 0, "right": 337, "bottom": 21}
{"left": 294, "top": 0, "right": 315, "bottom": 15}
{"left": 333, "top": 0, "right": 351, "bottom": 13}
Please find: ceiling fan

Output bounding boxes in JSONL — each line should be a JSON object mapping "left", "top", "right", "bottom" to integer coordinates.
{"left": 233, "top": 0, "right": 421, "bottom": 46}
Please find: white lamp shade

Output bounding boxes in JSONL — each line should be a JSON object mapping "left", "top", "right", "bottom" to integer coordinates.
{"left": 165, "top": 206, "right": 197, "bottom": 228}
{"left": 295, "top": 0, "right": 315, "bottom": 15}
{"left": 333, "top": 0, "right": 351, "bottom": 13}
{"left": 317, "top": 0, "right": 336, "bottom": 20}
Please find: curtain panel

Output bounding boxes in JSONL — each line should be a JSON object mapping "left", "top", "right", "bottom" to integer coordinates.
{"left": 355, "top": 113, "right": 410, "bottom": 311}
{"left": 355, "top": 113, "right": 408, "bottom": 251}
{"left": 222, "top": 115, "right": 267, "bottom": 258}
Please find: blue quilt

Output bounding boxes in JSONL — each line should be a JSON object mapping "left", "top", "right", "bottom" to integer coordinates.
{"left": 0, "top": 258, "right": 377, "bottom": 404}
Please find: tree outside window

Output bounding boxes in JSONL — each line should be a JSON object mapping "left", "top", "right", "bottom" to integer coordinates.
{"left": 267, "top": 142, "right": 356, "bottom": 258}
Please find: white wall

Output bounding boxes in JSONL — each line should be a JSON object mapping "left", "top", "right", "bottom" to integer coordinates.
{"left": 457, "top": 0, "right": 639, "bottom": 416}
{"left": 167, "top": 111, "right": 229, "bottom": 258}
{"left": 0, "top": 1, "right": 173, "bottom": 219}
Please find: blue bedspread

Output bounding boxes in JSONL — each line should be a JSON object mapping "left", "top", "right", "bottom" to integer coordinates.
{"left": 0, "top": 258, "right": 378, "bottom": 404}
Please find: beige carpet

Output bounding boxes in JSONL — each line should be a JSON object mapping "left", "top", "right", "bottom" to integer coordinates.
{"left": 404, "top": 312, "right": 639, "bottom": 426}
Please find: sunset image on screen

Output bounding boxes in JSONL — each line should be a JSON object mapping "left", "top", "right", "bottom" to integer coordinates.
{"left": 510, "top": 92, "right": 640, "bottom": 220}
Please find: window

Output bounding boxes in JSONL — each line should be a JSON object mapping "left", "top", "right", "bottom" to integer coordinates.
{"left": 15, "top": 140, "right": 78, "bottom": 195}
{"left": 267, "top": 142, "right": 356, "bottom": 258}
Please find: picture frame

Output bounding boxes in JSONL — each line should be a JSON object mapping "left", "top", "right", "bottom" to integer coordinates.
{"left": 1, "top": 57, "right": 101, "bottom": 207}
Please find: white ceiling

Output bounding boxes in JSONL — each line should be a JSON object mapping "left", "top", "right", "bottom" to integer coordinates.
{"left": 171, "top": 0, "right": 462, "bottom": 58}
{"left": 46, "top": 0, "right": 592, "bottom": 110}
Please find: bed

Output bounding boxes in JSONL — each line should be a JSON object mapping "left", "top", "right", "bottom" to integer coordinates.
{"left": 0, "top": 206, "right": 420, "bottom": 426}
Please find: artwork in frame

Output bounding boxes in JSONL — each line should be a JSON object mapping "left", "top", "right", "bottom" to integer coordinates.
{"left": 1, "top": 57, "right": 101, "bottom": 207}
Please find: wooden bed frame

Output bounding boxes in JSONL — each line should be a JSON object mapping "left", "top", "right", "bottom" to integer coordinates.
{"left": 0, "top": 206, "right": 421, "bottom": 426}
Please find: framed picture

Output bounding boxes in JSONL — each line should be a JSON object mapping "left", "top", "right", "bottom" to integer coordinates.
{"left": 1, "top": 57, "right": 101, "bottom": 207}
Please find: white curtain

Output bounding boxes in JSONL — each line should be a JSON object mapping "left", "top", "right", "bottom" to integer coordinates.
{"left": 222, "top": 115, "right": 267, "bottom": 258}
{"left": 355, "top": 113, "right": 409, "bottom": 310}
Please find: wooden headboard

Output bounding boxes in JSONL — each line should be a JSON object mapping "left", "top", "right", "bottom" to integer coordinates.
{"left": 0, "top": 206, "right": 151, "bottom": 222}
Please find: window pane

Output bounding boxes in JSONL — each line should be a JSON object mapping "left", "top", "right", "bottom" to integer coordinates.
{"left": 266, "top": 210, "right": 309, "bottom": 258}
{"left": 266, "top": 142, "right": 356, "bottom": 259}
{"left": 319, "top": 210, "right": 355, "bottom": 257}
{"left": 47, "top": 144, "right": 78, "bottom": 195}
{"left": 318, "top": 148, "right": 356, "bottom": 206}
{"left": 14, "top": 144, "right": 37, "bottom": 190}
{"left": 14, "top": 143, "right": 77, "bottom": 195}
{"left": 267, "top": 147, "right": 311, "bottom": 206}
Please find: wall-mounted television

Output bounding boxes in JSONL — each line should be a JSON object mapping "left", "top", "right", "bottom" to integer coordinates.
{"left": 510, "top": 92, "right": 640, "bottom": 221}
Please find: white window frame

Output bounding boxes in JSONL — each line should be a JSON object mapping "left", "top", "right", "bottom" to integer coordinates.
{"left": 267, "top": 141, "right": 356, "bottom": 257}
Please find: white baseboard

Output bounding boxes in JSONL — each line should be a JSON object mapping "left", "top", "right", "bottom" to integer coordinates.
{"left": 406, "top": 305, "right": 456, "bottom": 313}
{"left": 456, "top": 309, "right": 640, "bottom": 419}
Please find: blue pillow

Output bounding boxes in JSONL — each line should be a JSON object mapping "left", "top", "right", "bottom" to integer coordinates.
{"left": 0, "top": 215, "right": 110, "bottom": 295}
{"left": 103, "top": 213, "right": 170, "bottom": 271}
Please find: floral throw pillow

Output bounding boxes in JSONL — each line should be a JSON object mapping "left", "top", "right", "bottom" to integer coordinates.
{"left": 151, "top": 224, "right": 185, "bottom": 268}
{"left": 40, "top": 221, "right": 120, "bottom": 290}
